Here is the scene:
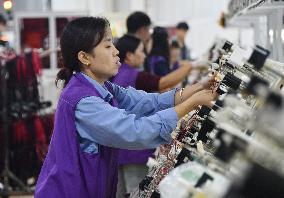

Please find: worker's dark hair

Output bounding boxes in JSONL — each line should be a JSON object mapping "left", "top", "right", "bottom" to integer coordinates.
{"left": 176, "top": 22, "right": 189, "bottom": 30}
{"left": 126, "top": 11, "right": 151, "bottom": 34}
{"left": 56, "top": 17, "right": 110, "bottom": 87}
{"left": 150, "top": 26, "right": 170, "bottom": 65}
{"left": 116, "top": 34, "right": 142, "bottom": 62}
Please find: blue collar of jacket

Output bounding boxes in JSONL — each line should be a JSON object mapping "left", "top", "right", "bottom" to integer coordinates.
{"left": 80, "top": 72, "right": 113, "bottom": 103}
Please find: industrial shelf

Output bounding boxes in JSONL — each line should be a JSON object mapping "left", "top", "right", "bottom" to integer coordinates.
{"left": 228, "top": 0, "right": 284, "bottom": 19}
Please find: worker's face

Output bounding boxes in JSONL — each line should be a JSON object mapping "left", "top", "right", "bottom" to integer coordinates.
{"left": 139, "top": 26, "right": 151, "bottom": 43}
{"left": 83, "top": 27, "right": 121, "bottom": 82}
{"left": 176, "top": 29, "right": 188, "bottom": 41}
{"left": 128, "top": 42, "right": 146, "bottom": 68}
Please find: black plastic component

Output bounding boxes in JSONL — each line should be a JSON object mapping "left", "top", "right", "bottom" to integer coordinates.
{"left": 186, "top": 125, "right": 199, "bottom": 135}
{"left": 182, "top": 132, "right": 196, "bottom": 145}
{"left": 139, "top": 176, "right": 153, "bottom": 191}
{"left": 195, "top": 172, "right": 214, "bottom": 188}
{"left": 216, "top": 85, "right": 226, "bottom": 95}
{"left": 247, "top": 45, "right": 270, "bottom": 70}
{"left": 245, "top": 75, "right": 269, "bottom": 95}
{"left": 214, "top": 129, "right": 247, "bottom": 163}
{"left": 225, "top": 62, "right": 235, "bottom": 69}
{"left": 212, "top": 99, "right": 224, "bottom": 111}
{"left": 245, "top": 129, "right": 253, "bottom": 136}
{"left": 197, "top": 118, "right": 216, "bottom": 142}
{"left": 215, "top": 129, "right": 225, "bottom": 139}
{"left": 151, "top": 191, "right": 160, "bottom": 198}
{"left": 225, "top": 163, "right": 284, "bottom": 198}
{"left": 175, "top": 148, "right": 193, "bottom": 167}
{"left": 222, "top": 73, "right": 242, "bottom": 91}
{"left": 222, "top": 41, "right": 233, "bottom": 52}
{"left": 180, "top": 126, "right": 199, "bottom": 144}
{"left": 266, "top": 92, "right": 283, "bottom": 109}
{"left": 198, "top": 105, "right": 211, "bottom": 117}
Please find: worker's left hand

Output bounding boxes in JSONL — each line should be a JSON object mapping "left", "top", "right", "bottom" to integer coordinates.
{"left": 199, "top": 71, "right": 217, "bottom": 90}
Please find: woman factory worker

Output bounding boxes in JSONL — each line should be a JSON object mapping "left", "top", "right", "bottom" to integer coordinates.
{"left": 35, "top": 17, "right": 217, "bottom": 198}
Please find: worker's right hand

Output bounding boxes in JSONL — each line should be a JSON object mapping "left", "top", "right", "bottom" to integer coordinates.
{"left": 189, "top": 89, "right": 218, "bottom": 108}
{"left": 199, "top": 71, "right": 217, "bottom": 90}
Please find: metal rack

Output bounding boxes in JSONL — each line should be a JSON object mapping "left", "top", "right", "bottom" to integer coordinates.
{"left": 228, "top": 0, "right": 284, "bottom": 18}
{"left": 227, "top": 0, "right": 284, "bottom": 62}
{"left": 13, "top": 11, "right": 87, "bottom": 71}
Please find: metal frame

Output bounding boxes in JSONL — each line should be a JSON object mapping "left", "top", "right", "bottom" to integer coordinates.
{"left": 270, "top": 8, "right": 283, "bottom": 62}
{"left": 14, "top": 11, "right": 87, "bottom": 71}
{"left": 228, "top": 0, "right": 284, "bottom": 18}
{"left": 228, "top": 0, "right": 284, "bottom": 62}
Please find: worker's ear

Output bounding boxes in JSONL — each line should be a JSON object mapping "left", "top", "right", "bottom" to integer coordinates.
{"left": 125, "top": 51, "right": 134, "bottom": 63}
{"left": 78, "top": 51, "right": 91, "bottom": 67}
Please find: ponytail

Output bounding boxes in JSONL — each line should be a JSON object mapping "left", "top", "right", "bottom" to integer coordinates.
{"left": 55, "top": 67, "right": 72, "bottom": 88}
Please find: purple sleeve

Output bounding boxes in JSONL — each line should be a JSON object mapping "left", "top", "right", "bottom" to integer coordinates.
{"left": 136, "top": 71, "right": 161, "bottom": 93}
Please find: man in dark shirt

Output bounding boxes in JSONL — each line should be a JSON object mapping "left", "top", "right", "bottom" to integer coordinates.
{"left": 175, "top": 21, "right": 191, "bottom": 60}
{"left": 126, "top": 11, "right": 152, "bottom": 71}
{"left": 126, "top": 11, "right": 151, "bottom": 46}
